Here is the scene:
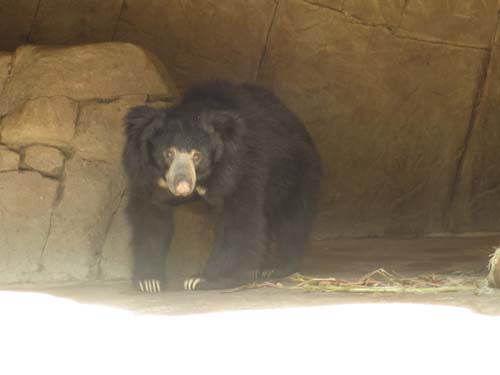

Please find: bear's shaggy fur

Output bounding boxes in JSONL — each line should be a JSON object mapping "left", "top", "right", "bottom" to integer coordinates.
{"left": 123, "top": 81, "right": 321, "bottom": 292}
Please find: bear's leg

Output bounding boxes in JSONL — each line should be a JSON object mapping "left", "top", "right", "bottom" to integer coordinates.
{"left": 128, "top": 197, "right": 174, "bottom": 293}
{"left": 269, "top": 167, "right": 319, "bottom": 279}
{"left": 272, "top": 212, "right": 308, "bottom": 279}
{"left": 184, "top": 201, "right": 268, "bottom": 290}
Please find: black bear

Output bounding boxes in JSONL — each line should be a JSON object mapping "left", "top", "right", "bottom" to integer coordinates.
{"left": 123, "top": 81, "right": 321, "bottom": 292}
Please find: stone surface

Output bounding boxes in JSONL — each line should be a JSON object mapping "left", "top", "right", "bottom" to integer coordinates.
{"left": 343, "top": 0, "right": 405, "bottom": 27}
{"left": 0, "top": 146, "right": 19, "bottom": 171}
{"left": 451, "top": 46, "right": 500, "bottom": 233}
{"left": 399, "top": 0, "right": 498, "bottom": 46}
{"left": 0, "top": 53, "right": 11, "bottom": 95}
{"left": 0, "top": 0, "right": 38, "bottom": 50}
{"left": 73, "top": 95, "right": 147, "bottom": 162}
{"left": 0, "top": 171, "right": 58, "bottom": 283}
{"left": 310, "top": 0, "right": 344, "bottom": 11}
{"left": 0, "top": 42, "right": 185, "bottom": 284}
{"left": 99, "top": 193, "right": 133, "bottom": 281}
{"left": 114, "top": 0, "right": 276, "bottom": 90}
{"left": 0, "top": 97, "right": 78, "bottom": 147}
{"left": 0, "top": 43, "right": 176, "bottom": 115}
{"left": 260, "top": 0, "right": 486, "bottom": 237}
{"left": 23, "top": 145, "right": 65, "bottom": 177}
{"left": 39, "top": 157, "right": 125, "bottom": 281}
{"left": 30, "top": 0, "right": 123, "bottom": 45}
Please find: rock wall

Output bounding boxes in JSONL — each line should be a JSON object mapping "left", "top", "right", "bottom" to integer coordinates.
{"left": 0, "top": 42, "right": 211, "bottom": 283}
{"left": 259, "top": 1, "right": 500, "bottom": 238}
{"left": 1, "top": 0, "right": 498, "bottom": 238}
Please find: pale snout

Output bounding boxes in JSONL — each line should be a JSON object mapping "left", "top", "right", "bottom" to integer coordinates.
{"left": 164, "top": 152, "right": 197, "bottom": 197}
{"left": 174, "top": 180, "right": 192, "bottom": 196}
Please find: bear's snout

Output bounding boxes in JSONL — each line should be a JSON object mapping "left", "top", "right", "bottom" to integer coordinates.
{"left": 175, "top": 181, "right": 192, "bottom": 196}
{"left": 164, "top": 151, "right": 197, "bottom": 197}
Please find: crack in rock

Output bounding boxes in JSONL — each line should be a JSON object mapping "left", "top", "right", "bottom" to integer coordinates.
{"left": 446, "top": 11, "right": 500, "bottom": 231}
{"left": 256, "top": 0, "right": 280, "bottom": 81}
{"left": 302, "top": 0, "right": 490, "bottom": 50}
{"left": 94, "top": 187, "right": 127, "bottom": 280}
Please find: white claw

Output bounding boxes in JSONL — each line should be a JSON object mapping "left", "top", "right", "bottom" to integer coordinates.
{"left": 139, "top": 281, "right": 144, "bottom": 292}
{"left": 262, "top": 270, "right": 274, "bottom": 279}
{"left": 184, "top": 278, "right": 199, "bottom": 290}
{"left": 192, "top": 278, "right": 201, "bottom": 289}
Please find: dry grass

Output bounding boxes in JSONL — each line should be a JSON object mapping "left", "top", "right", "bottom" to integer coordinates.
{"left": 488, "top": 247, "right": 500, "bottom": 288}
{"left": 225, "top": 268, "right": 480, "bottom": 294}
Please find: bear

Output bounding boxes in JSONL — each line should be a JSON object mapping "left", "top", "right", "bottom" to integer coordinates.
{"left": 123, "top": 81, "right": 322, "bottom": 292}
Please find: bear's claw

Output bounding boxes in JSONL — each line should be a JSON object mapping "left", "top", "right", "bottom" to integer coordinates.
{"left": 184, "top": 277, "right": 205, "bottom": 290}
{"left": 260, "top": 269, "right": 275, "bottom": 279}
{"left": 138, "top": 279, "right": 161, "bottom": 293}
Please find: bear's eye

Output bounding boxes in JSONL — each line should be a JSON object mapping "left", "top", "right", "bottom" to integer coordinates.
{"left": 165, "top": 149, "right": 175, "bottom": 159}
{"left": 192, "top": 152, "right": 201, "bottom": 162}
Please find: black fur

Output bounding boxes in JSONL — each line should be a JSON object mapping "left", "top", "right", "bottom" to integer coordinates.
{"left": 123, "top": 81, "right": 322, "bottom": 291}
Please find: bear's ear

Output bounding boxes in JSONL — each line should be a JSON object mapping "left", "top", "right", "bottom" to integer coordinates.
{"left": 202, "top": 110, "right": 245, "bottom": 162}
{"left": 123, "top": 105, "right": 162, "bottom": 140}
{"left": 203, "top": 110, "right": 245, "bottom": 141}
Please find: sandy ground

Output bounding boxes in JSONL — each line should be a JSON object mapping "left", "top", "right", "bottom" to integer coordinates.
{"left": 1, "top": 237, "right": 500, "bottom": 375}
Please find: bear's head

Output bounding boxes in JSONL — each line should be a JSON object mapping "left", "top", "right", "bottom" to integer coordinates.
{"left": 124, "top": 101, "right": 245, "bottom": 198}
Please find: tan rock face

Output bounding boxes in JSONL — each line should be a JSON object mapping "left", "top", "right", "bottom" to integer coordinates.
{"left": 0, "top": 42, "right": 181, "bottom": 284}
{"left": 0, "top": 53, "right": 11, "bottom": 95}
{"left": 1, "top": 97, "right": 78, "bottom": 147}
{"left": 40, "top": 156, "right": 125, "bottom": 281}
{"left": 29, "top": 0, "right": 123, "bottom": 45}
{"left": 114, "top": 0, "right": 276, "bottom": 90}
{"left": 0, "top": 43, "right": 176, "bottom": 115}
{"left": 451, "top": 46, "right": 500, "bottom": 233}
{"left": 73, "top": 96, "right": 147, "bottom": 162}
{"left": 0, "top": 171, "right": 58, "bottom": 283}
{"left": 0, "top": 146, "right": 19, "bottom": 172}
{"left": 0, "top": 0, "right": 38, "bottom": 50}
{"left": 343, "top": 0, "right": 405, "bottom": 26}
{"left": 399, "top": 0, "right": 498, "bottom": 46}
{"left": 99, "top": 193, "right": 133, "bottom": 281}
{"left": 259, "top": 0, "right": 487, "bottom": 237}
{"left": 23, "top": 145, "right": 65, "bottom": 177}
{"left": 311, "top": 1, "right": 344, "bottom": 10}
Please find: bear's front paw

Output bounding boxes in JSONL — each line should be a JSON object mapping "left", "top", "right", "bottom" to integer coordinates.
{"left": 184, "top": 277, "right": 206, "bottom": 290}
{"left": 137, "top": 279, "right": 163, "bottom": 293}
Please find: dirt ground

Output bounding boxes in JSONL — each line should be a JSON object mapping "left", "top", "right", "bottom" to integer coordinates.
{"left": 2, "top": 237, "right": 500, "bottom": 375}
{"left": 4, "top": 236, "right": 500, "bottom": 315}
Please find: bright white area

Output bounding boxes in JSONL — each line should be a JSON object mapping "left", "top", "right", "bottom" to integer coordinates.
{"left": 0, "top": 291, "right": 498, "bottom": 375}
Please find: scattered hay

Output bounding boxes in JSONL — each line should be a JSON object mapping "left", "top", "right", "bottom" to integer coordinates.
{"left": 488, "top": 247, "right": 500, "bottom": 288}
{"left": 225, "top": 268, "right": 480, "bottom": 294}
